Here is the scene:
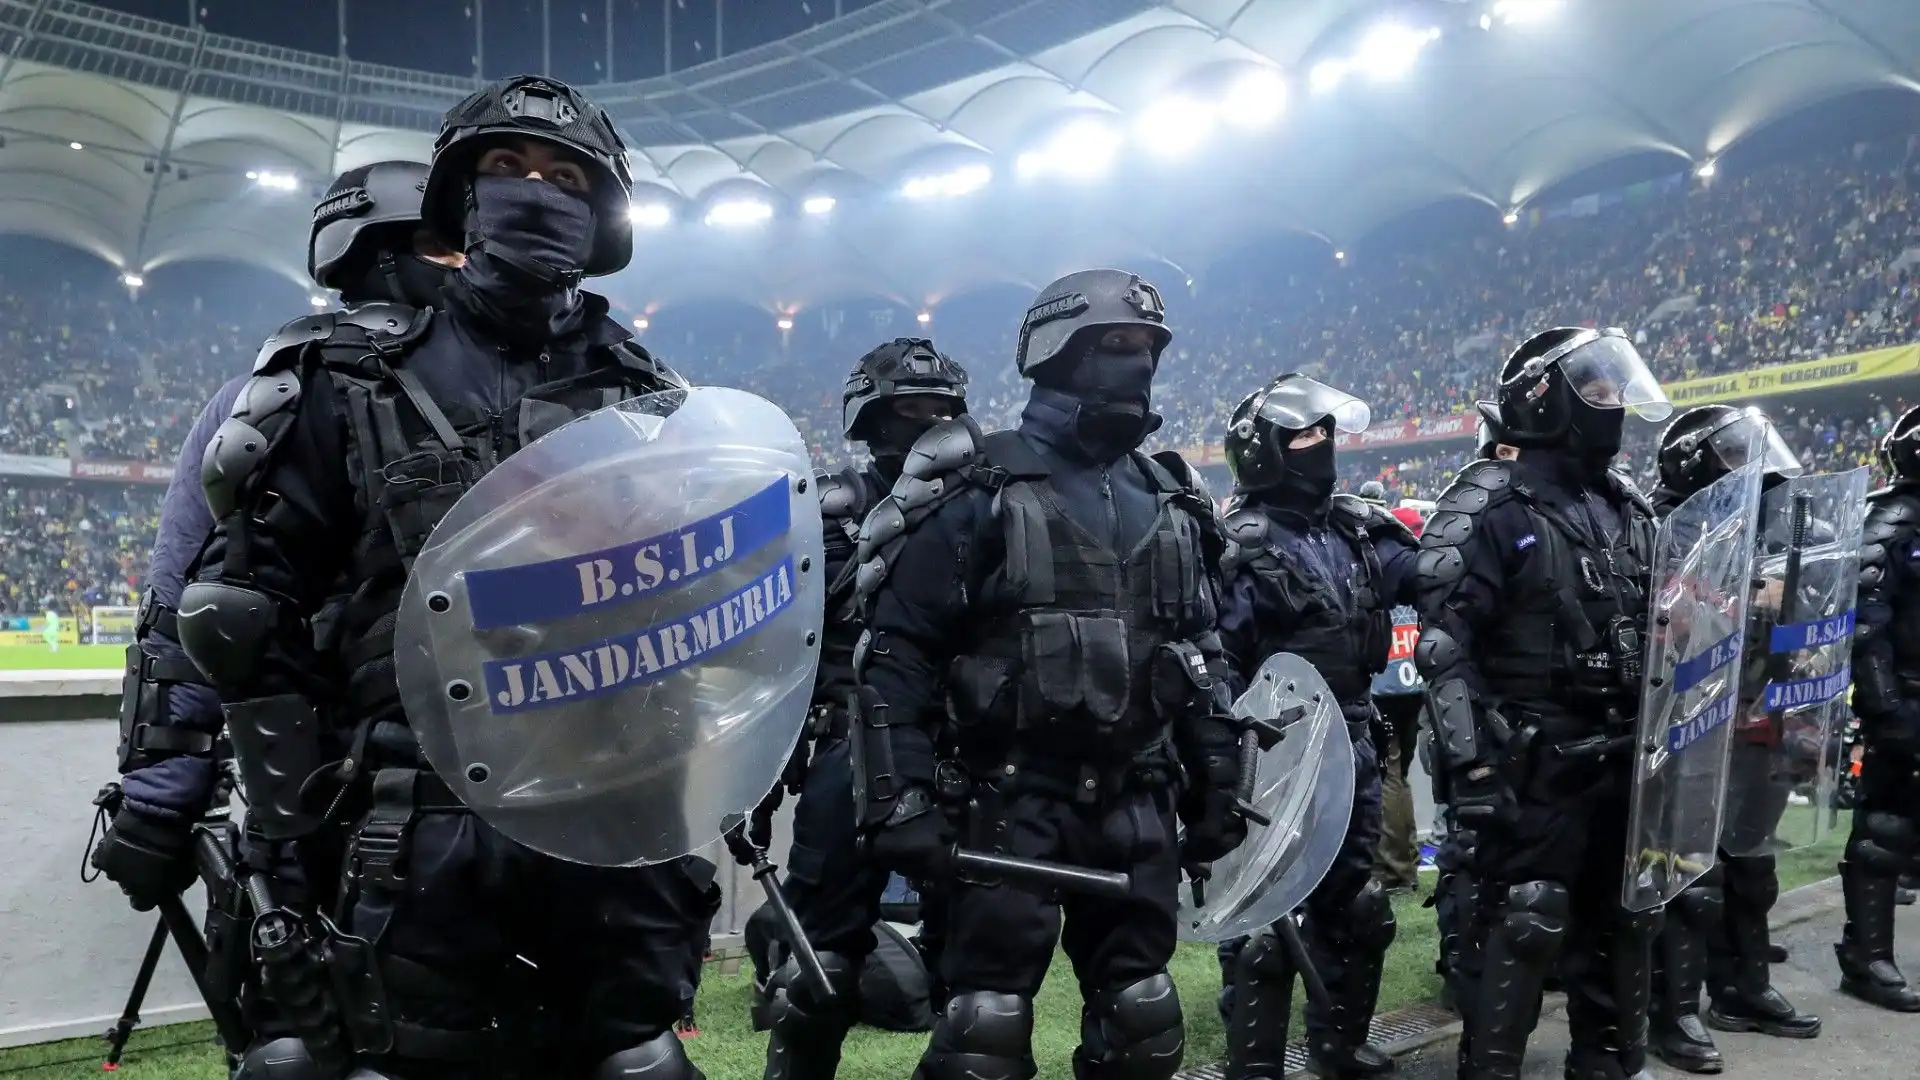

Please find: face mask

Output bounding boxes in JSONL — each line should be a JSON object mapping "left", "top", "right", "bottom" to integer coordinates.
{"left": 346, "top": 252, "right": 452, "bottom": 310}
{"left": 1568, "top": 403, "right": 1625, "bottom": 466}
{"left": 1275, "top": 436, "right": 1338, "bottom": 506}
{"left": 456, "top": 174, "right": 596, "bottom": 338}
{"left": 868, "top": 407, "right": 947, "bottom": 483}
{"left": 1045, "top": 347, "right": 1157, "bottom": 461}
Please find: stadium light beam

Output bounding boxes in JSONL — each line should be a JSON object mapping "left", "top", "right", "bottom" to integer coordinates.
{"left": 1355, "top": 23, "right": 1442, "bottom": 82}
{"left": 802, "top": 195, "right": 837, "bottom": 215}
{"left": 1220, "top": 68, "right": 1288, "bottom": 129}
{"left": 121, "top": 273, "right": 143, "bottom": 288}
{"left": 704, "top": 198, "right": 774, "bottom": 228}
{"left": 902, "top": 164, "right": 992, "bottom": 200}
{"left": 1136, "top": 97, "right": 1216, "bottom": 159}
{"left": 1016, "top": 117, "right": 1124, "bottom": 181}
{"left": 629, "top": 203, "right": 673, "bottom": 227}
{"left": 1492, "top": 0, "right": 1559, "bottom": 27}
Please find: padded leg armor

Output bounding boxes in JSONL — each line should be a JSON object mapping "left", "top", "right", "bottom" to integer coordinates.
{"left": 1432, "top": 830, "right": 1481, "bottom": 1019}
{"left": 1464, "top": 882, "right": 1569, "bottom": 1080}
{"left": 762, "top": 951, "right": 862, "bottom": 1080}
{"left": 1073, "top": 973, "right": 1185, "bottom": 1080}
{"left": 1225, "top": 927, "right": 1294, "bottom": 1080}
{"left": 591, "top": 1029, "right": 704, "bottom": 1080}
{"left": 233, "top": 1038, "right": 322, "bottom": 1080}
{"left": 1836, "top": 812, "right": 1920, "bottom": 1012}
{"left": 1307, "top": 882, "right": 1397, "bottom": 1079}
{"left": 1563, "top": 907, "right": 1658, "bottom": 1080}
{"left": 914, "top": 992, "right": 1036, "bottom": 1080}
{"left": 1651, "top": 876, "right": 1722, "bottom": 1075}
{"left": 1707, "top": 854, "right": 1819, "bottom": 1038}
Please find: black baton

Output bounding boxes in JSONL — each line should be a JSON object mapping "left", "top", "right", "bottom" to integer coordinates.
{"left": 950, "top": 848, "right": 1133, "bottom": 899}
{"left": 750, "top": 849, "right": 836, "bottom": 1004}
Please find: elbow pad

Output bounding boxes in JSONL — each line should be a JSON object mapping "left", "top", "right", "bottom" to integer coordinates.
{"left": 177, "top": 582, "right": 280, "bottom": 690}
{"left": 1426, "top": 677, "right": 1481, "bottom": 770}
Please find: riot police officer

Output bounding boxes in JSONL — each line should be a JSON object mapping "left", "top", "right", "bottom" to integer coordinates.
{"left": 1415, "top": 329, "right": 1672, "bottom": 1080}
{"left": 1212, "top": 375, "right": 1417, "bottom": 1080}
{"left": 172, "top": 78, "right": 717, "bottom": 1080}
{"left": 742, "top": 337, "right": 969, "bottom": 1080}
{"left": 1843, "top": 403, "right": 1920, "bottom": 1013}
{"left": 91, "top": 161, "right": 458, "bottom": 1075}
{"left": 850, "top": 269, "right": 1247, "bottom": 1080}
{"left": 1647, "top": 405, "right": 1822, "bottom": 1072}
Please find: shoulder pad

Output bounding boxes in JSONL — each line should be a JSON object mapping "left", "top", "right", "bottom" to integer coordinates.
{"left": 338, "top": 301, "right": 428, "bottom": 341}
{"left": 1363, "top": 501, "right": 1418, "bottom": 547}
{"left": 817, "top": 466, "right": 871, "bottom": 523}
{"left": 251, "top": 313, "right": 338, "bottom": 374}
{"left": 1435, "top": 460, "right": 1518, "bottom": 515}
{"left": 252, "top": 304, "right": 429, "bottom": 374}
{"left": 1220, "top": 507, "right": 1277, "bottom": 576}
{"left": 610, "top": 340, "right": 689, "bottom": 392}
{"left": 1864, "top": 495, "right": 1920, "bottom": 548}
{"left": 202, "top": 371, "right": 306, "bottom": 519}
{"left": 1329, "top": 493, "right": 1372, "bottom": 527}
{"left": 1150, "top": 449, "right": 1213, "bottom": 505}
{"left": 900, "top": 415, "right": 987, "bottom": 485}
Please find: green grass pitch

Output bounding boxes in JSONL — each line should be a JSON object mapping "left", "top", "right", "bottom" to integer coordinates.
{"left": 0, "top": 643, "right": 125, "bottom": 671}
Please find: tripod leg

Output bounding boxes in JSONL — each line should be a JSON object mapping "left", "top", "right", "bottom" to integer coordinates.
{"left": 103, "top": 917, "right": 170, "bottom": 1069}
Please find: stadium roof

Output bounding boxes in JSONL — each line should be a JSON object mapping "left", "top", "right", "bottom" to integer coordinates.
{"left": 1, "top": 0, "right": 1917, "bottom": 313}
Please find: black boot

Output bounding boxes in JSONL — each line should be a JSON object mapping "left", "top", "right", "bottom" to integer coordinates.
{"left": 1711, "top": 856, "right": 1821, "bottom": 1038}
{"left": 1767, "top": 942, "right": 1789, "bottom": 964}
{"left": 1305, "top": 885, "right": 1397, "bottom": 1079}
{"left": 1651, "top": 1015, "right": 1723, "bottom": 1075}
{"left": 1226, "top": 928, "right": 1294, "bottom": 1080}
{"left": 1706, "top": 986, "right": 1821, "bottom": 1038}
{"left": 1836, "top": 860, "right": 1920, "bottom": 1012}
{"left": 1651, "top": 906, "right": 1721, "bottom": 1074}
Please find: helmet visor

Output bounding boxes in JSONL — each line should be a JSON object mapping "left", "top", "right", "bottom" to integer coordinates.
{"left": 1557, "top": 335, "right": 1672, "bottom": 422}
{"left": 1707, "top": 413, "right": 1804, "bottom": 478}
{"left": 1254, "top": 376, "right": 1371, "bottom": 435}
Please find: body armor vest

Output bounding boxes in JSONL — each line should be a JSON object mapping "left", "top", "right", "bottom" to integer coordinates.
{"left": 944, "top": 442, "right": 1215, "bottom": 765}
{"left": 1874, "top": 490, "right": 1920, "bottom": 693}
{"left": 1480, "top": 477, "right": 1657, "bottom": 717}
{"left": 316, "top": 325, "right": 678, "bottom": 726}
{"left": 1226, "top": 497, "right": 1390, "bottom": 712}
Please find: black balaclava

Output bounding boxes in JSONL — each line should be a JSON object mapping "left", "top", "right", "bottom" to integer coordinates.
{"left": 1034, "top": 334, "right": 1158, "bottom": 462}
{"left": 1567, "top": 400, "right": 1625, "bottom": 481}
{"left": 454, "top": 174, "right": 596, "bottom": 340}
{"left": 341, "top": 246, "right": 453, "bottom": 309}
{"left": 1271, "top": 427, "right": 1338, "bottom": 509}
{"left": 867, "top": 400, "right": 950, "bottom": 483}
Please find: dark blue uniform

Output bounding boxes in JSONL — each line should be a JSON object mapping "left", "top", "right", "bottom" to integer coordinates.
{"left": 1213, "top": 494, "right": 1417, "bottom": 1077}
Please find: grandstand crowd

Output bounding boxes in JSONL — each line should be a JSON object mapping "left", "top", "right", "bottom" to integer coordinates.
{"left": 3, "top": 137, "right": 1919, "bottom": 616}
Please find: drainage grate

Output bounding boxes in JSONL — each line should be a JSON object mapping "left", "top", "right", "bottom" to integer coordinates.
{"left": 1173, "top": 1002, "right": 1461, "bottom": 1079}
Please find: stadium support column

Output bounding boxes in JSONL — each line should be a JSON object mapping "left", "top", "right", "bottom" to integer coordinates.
{"left": 663, "top": 0, "right": 671, "bottom": 73}
{"left": 475, "top": 1, "right": 485, "bottom": 79}
{"left": 605, "top": 0, "right": 614, "bottom": 81}
{"left": 715, "top": 0, "right": 723, "bottom": 57}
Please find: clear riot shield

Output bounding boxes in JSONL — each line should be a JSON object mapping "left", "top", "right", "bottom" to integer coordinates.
{"left": 393, "top": 387, "right": 825, "bottom": 868}
{"left": 1722, "top": 468, "right": 1869, "bottom": 856}
{"left": 1179, "top": 653, "right": 1354, "bottom": 942}
{"left": 1623, "top": 460, "right": 1766, "bottom": 911}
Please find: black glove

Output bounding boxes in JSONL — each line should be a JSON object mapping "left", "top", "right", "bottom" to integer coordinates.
{"left": 1446, "top": 760, "right": 1514, "bottom": 827}
{"left": 867, "top": 786, "right": 953, "bottom": 879}
{"left": 1180, "top": 786, "right": 1248, "bottom": 865}
{"left": 90, "top": 808, "right": 196, "bottom": 911}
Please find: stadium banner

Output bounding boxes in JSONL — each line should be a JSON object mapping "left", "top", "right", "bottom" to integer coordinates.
{"left": 1659, "top": 343, "right": 1920, "bottom": 407}
{"left": 0, "top": 453, "right": 72, "bottom": 479}
{"left": 0, "top": 628, "right": 81, "bottom": 647}
{"left": 69, "top": 459, "right": 176, "bottom": 484}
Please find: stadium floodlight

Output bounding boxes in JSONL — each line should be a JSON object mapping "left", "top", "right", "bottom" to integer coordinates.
{"left": 917, "top": 311, "right": 932, "bottom": 325}
{"left": 1335, "top": 250, "right": 1347, "bottom": 261}
{"left": 901, "top": 163, "right": 992, "bottom": 200}
{"left": 1016, "top": 117, "right": 1124, "bottom": 181}
{"left": 629, "top": 202, "right": 673, "bottom": 227}
{"left": 776, "top": 316, "right": 795, "bottom": 331}
{"left": 802, "top": 195, "right": 837, "bottom": 215}
{"left": 69, "top": 141, "right": 84, "bottom": 150}
{"left": 1503, "top": 210, "right": 1520, "bottom": 225}
{"left": 1354, "top": 23, "right": 1442, "bottom": 82}
{"left": 1492, "top": 0, "right": 1559, "bottom": 26}
{"left": 251, "top": 170, "right": 300, "bottom": 192}
{"left": 633, "top": 317, "right": 650, "bottom": 330}
{"left": 1135, "top": 96, "right": 1216, "bottom": 159}
{"left": 704, "top": 198, "right": 774, "bottom": 228}
{"left": 1697, "top": 160, "right": 1718, "bottom": 179}
{"left": 1220, "top": 68, "right": 1288, "bottom": 129}
{"left": 1309, "top": 60, "right": 1347, "bottom": 95}
{"left": 310, "top": 295, "right": 328, "bottom": 308}
{"left": 121, "top": 273, "right": 143, "bottom": 288}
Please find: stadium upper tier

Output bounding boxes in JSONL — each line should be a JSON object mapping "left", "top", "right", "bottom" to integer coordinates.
{"left": 1, "top": 0, "right": 1916, "bottom": 311}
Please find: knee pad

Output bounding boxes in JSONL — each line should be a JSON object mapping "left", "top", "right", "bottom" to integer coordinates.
{"left": 769, "top": 950, "right": 860, "bottom": 1026}
{"left": 1351, "top": 880, "right": 1398, "bottom": 953}
{"left": 1850, "top": 811, "right": 1916, "bottom": 874}
{"left": 234, "top": 1038, "right": 321, "bottom": 1080}
{"left": 924, "top": 992, "right": 1034, "bottom": 1080}
{"left": 1670, "top": 876, "right": 1723, "bottom": 930}
{"left": 1234, "top": 927, "right": 1295, "bottom": 982}
{"left": 1498, "top": 881, "right": 1570, "bottom": 964}
{"left": 1081, "top": 973, "right": 1184, "bottom": 1080}
{"left": 590, "top": 1030, "right": 703, "bottom": 1080}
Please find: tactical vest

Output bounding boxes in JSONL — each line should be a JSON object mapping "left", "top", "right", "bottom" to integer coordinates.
{"left": 1873, "top": 490, "right": 1920, "bottom": 689}
{"left": 305, "top": 310, "right": 682, "bottom": 726}
{"left": 1223, "top": 497, "right": 1391, "bottom": 711}
{"left": 1480, "top": 473, "right": 1657, "bottom": 713}
{"left": 944, "top": 435, "right": 1219, "bottom": 763}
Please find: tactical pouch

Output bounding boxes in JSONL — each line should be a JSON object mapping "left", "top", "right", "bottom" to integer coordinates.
{"left": 946, "top": 654, "right": 1014, "bottom": 728}
{"left": 1019, "top": 612, "right": 1130, "bottom": 729}
{"left": 203, "top": 901, "right": 249, "bottom": 1005}
{"left": 849, "top": 686, "right": 899, "bottom": 827}
{"left": 1150, "top": 640, "right": 1212, "bottom": 717}
{"left": 321, "top": 921, "right": 396, "bottom": 1055}
{"left": 378, "top": 449, "right": 477, "bottom": 565}
{"left": 224, "top": 695, "right": 328, "bottom": 840}
{"left": 117, "top": 643, "right": 163, "bottom": 770}
{"left": 1147, "top": 522, "right": 1200, "bottom": 621}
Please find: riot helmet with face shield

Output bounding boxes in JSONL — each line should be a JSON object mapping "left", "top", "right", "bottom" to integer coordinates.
{"left": 1224, "top": 373, "right": 1371, "bottom": 505}
{"left": 1497, "top": 327, "right": 1672, "bottom": 473}
{"left": 1880, "top": 404, "right": 1920, "bottom": 484}
{"left": 1657, "top": 404, "right": 1804, "bottom": 497}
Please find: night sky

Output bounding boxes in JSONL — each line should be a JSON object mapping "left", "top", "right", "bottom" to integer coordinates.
{"left": 96, "top": 0, "right": 889, "bottom": 82}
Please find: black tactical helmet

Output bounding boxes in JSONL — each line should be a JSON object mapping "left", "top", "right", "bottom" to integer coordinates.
{"left": 423, "top": 74, "right": 635, "bottom": 277}
{"left": 1474, "top": 400, "right": 1505, "bottom": 459}
{"left": 309, "top": 160, "right": 429, "bottom": 289}
{"left": 1015, "top": 269, "right": 1171, "bottom": 378}
{"left": 1496, "top": 326, "right": 1672, "bottom": 446}
{"left": 1223, "top": 372, "right": 1371, "bottom": 493}
{"left": 842, "top": 338, "right": 968, "bottom": 441}
{"left": 1881, "top": 404, "right": 1920, "bottom": 484}
{"left": 1657, "top": 404, "right": 1804, "bottom": 495}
